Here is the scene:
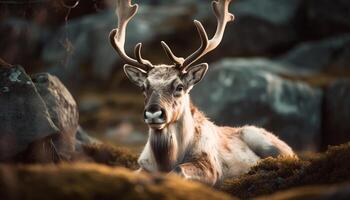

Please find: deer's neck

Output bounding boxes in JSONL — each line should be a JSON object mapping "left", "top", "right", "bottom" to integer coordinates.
{"left": 149, "top": 95, "right": 197, "bottom": 172}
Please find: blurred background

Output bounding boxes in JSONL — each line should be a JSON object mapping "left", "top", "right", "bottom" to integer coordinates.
{"left": 1, "top": 0, "right": 350, "bottom": 153}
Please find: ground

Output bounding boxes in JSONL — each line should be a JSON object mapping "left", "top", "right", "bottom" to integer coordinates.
{"left": 1, "top": 142, "right": 350, "bottom": 200}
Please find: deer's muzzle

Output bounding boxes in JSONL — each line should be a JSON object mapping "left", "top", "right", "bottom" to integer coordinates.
{"left": 144, "top": 104, "right": 166, "bottom": 128}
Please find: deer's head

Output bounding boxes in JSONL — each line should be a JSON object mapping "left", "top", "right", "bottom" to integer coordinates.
{"left": 110, "top": 0, "right": 234, "bottom": 130}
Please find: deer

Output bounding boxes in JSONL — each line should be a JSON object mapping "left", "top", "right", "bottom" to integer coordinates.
{"left": 109, "top": 0, "right": 296, "bottom": 186}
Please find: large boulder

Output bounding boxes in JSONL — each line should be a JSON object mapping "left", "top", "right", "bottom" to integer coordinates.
{"left": 0, "top": 65, "right": 59, "bottom": 160}
{"left": 278, "top": 34, "right": 350, "bottom": 73}
{"left": 192, "top": 59, "right": 322, "bottom": 151}
{"left": 322, "top": 80, "right": 350, "bottom": 149}
{"left": 298, "top": 0, "right": 350, "bottom": 39}
{"left": 156, "top": 0, "right": 302, "bottom": 61}
{"left": 32, "top": 73, "right": 79, "bottom": 157}
{"left": 75, "top": 126, "right": 100, "bottom": 152}
{"left": 0, "top": 18, "right": 51, "bottom": 70}
{"left": 200, "top": 0, "right": 302, "bottom": 58}
{"left": 206, "top": 57, "right": 316, "bottom": 77}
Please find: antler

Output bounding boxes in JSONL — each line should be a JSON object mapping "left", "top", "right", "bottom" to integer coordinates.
{"left": 161, "top": 41, "right": 185, "bottom": 66}
{"left": 162, "top": 0, "right": 234, "bottom": 72}
{"left": 109, "top": 0, "right": 153, "bottom": 70}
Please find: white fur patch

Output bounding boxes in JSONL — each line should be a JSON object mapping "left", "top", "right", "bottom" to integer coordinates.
{"left": 240, "top": 126, "right": 273, "bottom": 151}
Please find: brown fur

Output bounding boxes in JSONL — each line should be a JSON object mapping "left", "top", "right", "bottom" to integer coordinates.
{"left": 179, "top": 152, "right": 218, "bottom": 185}
{"left": 220, "top": 127, "right": 239, "bottom": 152}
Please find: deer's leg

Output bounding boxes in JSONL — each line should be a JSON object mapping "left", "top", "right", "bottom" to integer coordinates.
{"left": 171, "top": 157, "right": 219, "bottom": 186}
{"left": 135, "top": 167, "right": 149, "bottom": 173}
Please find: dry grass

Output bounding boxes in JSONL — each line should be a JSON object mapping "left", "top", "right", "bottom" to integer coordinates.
{"left": 0, "top": 164, "right": 235, "bottom": 200}
{"left": 82, "top": 143, "right": 139, "bottom": 170}
{"left": 220, "top": 142, "right": 350, "bottom": 199}
{"left": 2, "top": 141, "right": 350, "bottom": 200}
{"left": 254, "top": 183, "right": 350, "bottom": 200}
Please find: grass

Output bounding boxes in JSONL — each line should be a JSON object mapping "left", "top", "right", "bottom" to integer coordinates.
{"left": 2, "top": 141, "right": 350, "bottom": 199}
{"left": 0, "top": 164, "right": 235, "bottom": 200}
{"left": 220, "top": 142, "right": 350, "bottom": 199}
{"left": 254, "top": 183, "right": 350, "bottom": 200}
{"left": 81, "top": 143, "right": 139, "bottom": 170}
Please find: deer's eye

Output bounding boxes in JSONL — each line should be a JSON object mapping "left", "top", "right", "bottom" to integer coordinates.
{"left": 175, "top": 84, "right": 184, "bottom": 92}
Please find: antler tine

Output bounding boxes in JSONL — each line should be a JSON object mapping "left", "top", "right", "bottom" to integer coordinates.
{"left": 134, "top": 43, "right": 153, "bottom": 68}
{"left": 109, "top": 0, "right": 153, "bottom": 70}
{"left": 161, "top": 41, "right": 185, "bottom": 66}
{"left": 181, "top": 0, "right": 234, "bottom": 72}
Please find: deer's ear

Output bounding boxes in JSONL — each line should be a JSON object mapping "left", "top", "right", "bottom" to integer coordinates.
{"left": 124, "top": 64, "right": 147, "bottom": 87}
{"left": 183, "top": 63, "right": 208, "bottom": 87}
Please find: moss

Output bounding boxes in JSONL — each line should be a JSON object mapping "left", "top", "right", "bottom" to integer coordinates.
{"left": 220, "top": 142, "right": 350, "bottom": 199}
{"left": 0, "top": 164, "right": 235, "bottom": 200}
{"left": 254, "top": 183, "right": 350, "bottom": 200}
{"left": 81, "top": 143, "right": 139, "bottom": 170}
{"left": 3, "top": 141, "right": 350, "bottom": 200}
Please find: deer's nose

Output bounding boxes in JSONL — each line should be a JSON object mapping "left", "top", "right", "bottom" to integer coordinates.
{"left": 144, "top": 104, "right": 165, "bottom": 123}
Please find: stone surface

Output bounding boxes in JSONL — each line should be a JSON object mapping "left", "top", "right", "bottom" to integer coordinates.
{"left": 0, "top": 18, "right": 51, "bottom": 69}
{"left": 0, "top": 65, "right": 59, "bottom": 160}
{"left": 204, "top": 0, "right": 302, "bottom": 58}
{"left": 299, "top": 0, "right": 350, "bottom": 39}
{"left": 192, "top": 60, "right": 322, "bottom": 151}
{"left": 209, "top": 58, "right": 316, "bottom": 77}
{"left": 32, "top": 73, "right": 79, "bottom": 157}
{"left": 75, "top": 126, "right": 100, "bottom": 151}
{"left": 278, "top": 34, "right": 350, "bottom": 72}
{"left": 322, "top": 80, "right": 350, "bottom": 149}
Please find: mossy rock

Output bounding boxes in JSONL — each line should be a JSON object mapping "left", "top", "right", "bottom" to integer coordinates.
{"left": 220, "top": 142, "right": 350, "bottom": 199}
{"left": 0, "top": 164, "right": 235, "bottom": 200}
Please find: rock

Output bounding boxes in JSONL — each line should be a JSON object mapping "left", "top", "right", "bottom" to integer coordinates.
{"left": 75, "top": 126, "right": 100, "bottom": 152}
{"left": 0, "top": 65, "right": 59, "bottom": 160}
{"left": 209, "top": 58, "right": 317, "bottom": 77}
{"left": 299, "top": 0, "right": 350, "bottom": 39}
{"left": 0, "top": 18, "right": 51, "bottom": 71}
{"left": 232, "top": 0, "right": 300, "bottom": 25}
{"left": 322, "top": 80, "right": 350, "bottom": 149}
{"left": 204, "top": 0, "right": 302, "bottom": 58}
{"left": 192, "top": 59, "right": 322, "bottom": 151}
{"left": 32, "top": 73, "right": 79, "bottom": 157}
{"left": 278, "top": 34, "right": 350, "bottom": 73}
{"left": 157, "top": 0, "right": 302, "bottom": 59}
